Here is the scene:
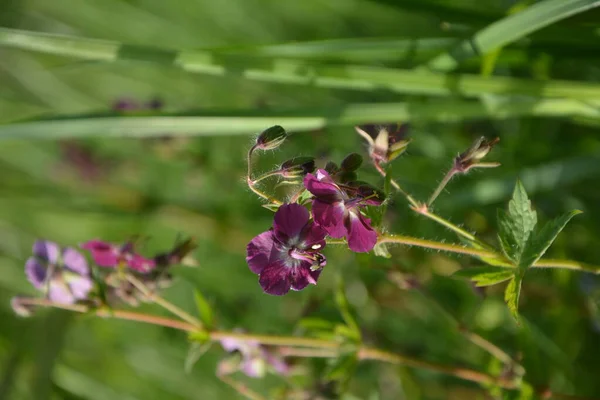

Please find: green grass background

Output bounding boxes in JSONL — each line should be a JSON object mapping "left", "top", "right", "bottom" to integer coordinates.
{"left": 1, "top": 0, "right": 600, "bottom": 399}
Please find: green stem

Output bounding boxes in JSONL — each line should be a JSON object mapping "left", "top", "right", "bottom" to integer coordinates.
{"left": 126, "top": 275, "right": 203, "bottom": 329}
{"left": 427, "top": 168, "right": 457, "bottom": 206}
{"left": 251, "top": 170, "right": 282, "bottom": 185}
{"left": 532, "top": 259, "right": 600, "bottom": 274}
{"left": 379, "top": 234, "right": 500, "bottom": 259}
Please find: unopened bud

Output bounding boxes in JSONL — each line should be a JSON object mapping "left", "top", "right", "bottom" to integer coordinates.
{"left": 11, "top": 296, "right": 34, "bottom": 317}
{"left": 255, "top": 125, "right": 287, "bottom": 151}
{"left": 279, "top": 157, "right": 315, "bottom": 178}
{"left": 324, "top": 161, "right": 339, "bottom": 175}
{"left": 340, "top": 153, "right": 363, "bottom": 172}
{"left": 356, "top": 123, "right": 410, "bottom": 163}
{"left": 455, "top": 137, "right": 500, "bottom": 172}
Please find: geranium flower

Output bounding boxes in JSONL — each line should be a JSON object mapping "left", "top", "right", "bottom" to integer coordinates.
{"left": 219, "top": 336, "right": 289, "bottom": 378}
{"left": 246, "top": 203, "right": 326, "bottom": 296}
{"left": 303, "top": 169, "right": 381, "bottom": 253}
{"left": 81, "top": 240, "right": 155, "bottom": 272}
{"left": 25, "top": 240, "right": 93, "bottom": 304}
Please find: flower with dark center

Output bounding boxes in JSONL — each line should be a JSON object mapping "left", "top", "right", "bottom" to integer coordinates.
{"left": 304, "top": 169, "right": 381, "bottom": 253}
{"left": 246, "top": 203, "right": 326, "bottom": 296}
{"left": 25, "top": 240, "right": 93, "bottom": 304}
{"left": 81, "top": 240, "right": 155, "bottom": 273}
{"left": 355, "top": 123, "right": 410, "bottom": 164}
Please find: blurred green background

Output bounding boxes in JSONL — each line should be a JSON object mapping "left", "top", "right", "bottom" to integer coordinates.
{"left": 1, "top": 0, "right": 600, "bottom": 399}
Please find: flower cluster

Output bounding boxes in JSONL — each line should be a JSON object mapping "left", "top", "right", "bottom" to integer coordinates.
{"left": 246, "top": 127, "right": 387, "bottom": 296}
{"left": 14, "top": 237, "right": 196, "bottom": 312}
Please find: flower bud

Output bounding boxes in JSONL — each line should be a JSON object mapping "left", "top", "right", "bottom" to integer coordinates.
{"left": 454, "top": 137, "right": 500, "bottom": 172}
{"left": 11, "top": 296, "right": 34, "bottom": 317}
{"left": 340, "top": 153, "right": 363, "bottom": 172}
{"left": 279, "top": 157, "right": 315, "bottom": 178}
{"left": 324, "top": 161, "right": 339, "bottom": 175}
{"left": 255, "top": 125, "right": 287, "bottom": 151}
{"left": 356, "top": 123, "right": 410, "bottom": 164}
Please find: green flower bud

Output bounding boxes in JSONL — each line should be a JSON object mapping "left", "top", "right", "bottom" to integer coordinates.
{"left": 255, "top": 125, "right": 287, "bottom": 151}
{"left": 279, "top": 157, "right": 316, "bottom": 178}
{"left": 340, "top": 153, "right": 363, "bottom": 172}
{"left": 455, "top": 137, "right": 500, "bottom": 172}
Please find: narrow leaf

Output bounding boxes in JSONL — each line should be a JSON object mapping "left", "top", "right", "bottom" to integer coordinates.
{"left": 426, "top": 0, "right": 600, "bottom": 71}
{"left": 520, "top": 210, "right": 582, "bottom": 269}
{"left": 452, "top": 266, "right": 514, "bottom": 287}
{"left": 504, "top": 275, "right": 523, "bottom": 322}
{"left": 193, "top": 289, "right": 214, "bottom": 329}
{"left": 334, "top": 278, "right": 361, "bottom": 342}
{"left": 184, "top": 341, "right": 212, "bottom": 374}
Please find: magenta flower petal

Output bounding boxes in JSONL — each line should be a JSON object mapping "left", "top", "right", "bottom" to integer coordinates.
{"left": 312, "top": 199, "right": 347, "bottom": 238}
{"left": 346, "top": 212, "right": 378, "bottom": 253}
{"left": 303, "top": 170, "right": 343, "bottom": 199}
{"left": 25, "top": 258, "right": 47, "bottom": 289}
{"left": 127, "top": 254, "right": 155, "bottom": 272}
{"left": 62, "top": 247, "right": 89, "bottom": 276}
{"left": 259, "top": 262, "right": 291, "bottom": 296}
{"left": 33, "top": 240, "right": 60, "bottom": 264}
{"left": 81, "top": 240, "right": 119, "bottom": 267}
{"left": 289, "top": 266, "right": 321, "bottom": 291}
{"left": 300, "top": 223, "right": 327, "bottom": 249}
{"left": 273, "top": 203, "right": 309, "bottom": 239}
{"left": 246, "top": 230, "right": 275, "bottom": 274}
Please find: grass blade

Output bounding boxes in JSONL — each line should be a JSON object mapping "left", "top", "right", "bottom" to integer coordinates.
{"left": 426, "top": 0, "right": 600, "bottom": 71}
{"left": 0, "top": 97, "right": 599, "bottom": 140}
{"left": 3, "top": 28, "right": 600, "bottom": 101}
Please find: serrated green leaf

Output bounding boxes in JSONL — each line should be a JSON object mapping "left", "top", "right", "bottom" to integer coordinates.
{"left": 497, "top": 181, "right": 537, "bottom": 263}
{"left": 504, "top": 275, "right": 523, "bottom": 322}
{"left": 193, "top": 289, "right": 214, "bottom": 329}
{"left": 452, "top": 266, "right": 514, "bottom": 287}
{"left": 184, "top": 341, "right": 212, "bottom": 374}
{"left": 519, "top": 210, "right": 582, "bottom": 270}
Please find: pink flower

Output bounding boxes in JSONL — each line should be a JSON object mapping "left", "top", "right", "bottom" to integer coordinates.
{"left": 304, "top": 169, "right": 381, "bottom": 253}
{"left": 81, "top": 240, "right": 155, "bottom": 272}
{"left": 246, "top": 204, "right": 326, "bottom": 296}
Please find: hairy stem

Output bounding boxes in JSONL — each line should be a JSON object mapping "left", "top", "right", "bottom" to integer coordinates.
{"left": 379, "top": 234, "right": 500, "bottom": 259}
{"left": 427, "top": 168, "right": 457, "bottom": 206}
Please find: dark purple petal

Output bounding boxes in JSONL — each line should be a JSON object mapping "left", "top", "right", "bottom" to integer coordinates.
{"left": 289, "top": 265, "right": 321, "bottom": 291}
{"left": 312, "top": 200, "right": 347, "bottom": 239}
{"left": 346, "top": 212, "right": 378, "bottom": 253}
{"left": 33, "top": 241, "right": 60, "bottom": 264}
{"left": 304, "top": 170, "right": 343, "bottom": 200}
{"left": 299, "top": 221, "right": 327, "bottom": 249}
{"left": 62, "top": 248, "right": 89, "bottom": 275}
{"left": 48, "top": 281, "right": 75, "bottom": 304}
{"left": 81, "top": 240, "right": 119, "bottom": 267}
{"left": 273, "top": 203, "right": 309, "bottom": 239}
{"left": 246, "top": 230, "right": 275, "bottom": 275}
{"left": 25, "top": 258, "right": 47, "bottom": 289}
{"left": 258, "top": 262, "right": 291, "bottom": 296}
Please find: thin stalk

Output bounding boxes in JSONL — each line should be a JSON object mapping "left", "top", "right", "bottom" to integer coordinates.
{"left": 379, "top": 234, "right": 500, "bottom": 259}
{"left": 126, "top": 275, "right": 203, "bottom": 329}
{"left": 532, "top": 259, "right": 600, "bottom": 274}
{"left": 251, "top": 170, "right": 282, "bottom": 185}
{"left": 218, "top": 375, "right": 267, "bottom": 400}
{"left": 427, "top": 169, "right": 457, "bottom": 206}
{"left": 373, "top": 161, "right": 419, "bottom": 208}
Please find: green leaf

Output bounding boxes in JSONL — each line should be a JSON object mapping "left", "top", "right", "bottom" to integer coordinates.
{"left": 520, "top": 210, "right": 582, "bottom": 269}
{"left": 325, "top": 352, "right": 358, "bottom": 383}
{"left": 497, "top": 180, "right": 537, "bottom": 263}
{"left": 452, "top": 266, "right": 514, "bottom": 287}
{"left": 426, "top": 0, "right": 600, "bottom": 72}
{"left": 334, "top": 277, "right": 361, "bottom": 342}
{"left": 184, "top": 341, "right": 212, "bottom": 374}
{"left": 193, "top": 289, "right": 214, "bottom": 329}
{"left": 504, "top": 275, "right": 523, "bottom": 322}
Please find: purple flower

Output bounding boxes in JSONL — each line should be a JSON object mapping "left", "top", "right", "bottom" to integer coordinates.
{"left": 303, "top": 169, "right": 380, "bottom": 253}
{"left": 246, "top": 203, "right": 326, "bottom": 296}
{"left": 219, "top": 336, "right": 289, "bottom": 378}
{"left": 81, "top": 240, "right": 155, "bottom": 272}
{"left": 25, "top": 240, "right": 93, "bottom": 304}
